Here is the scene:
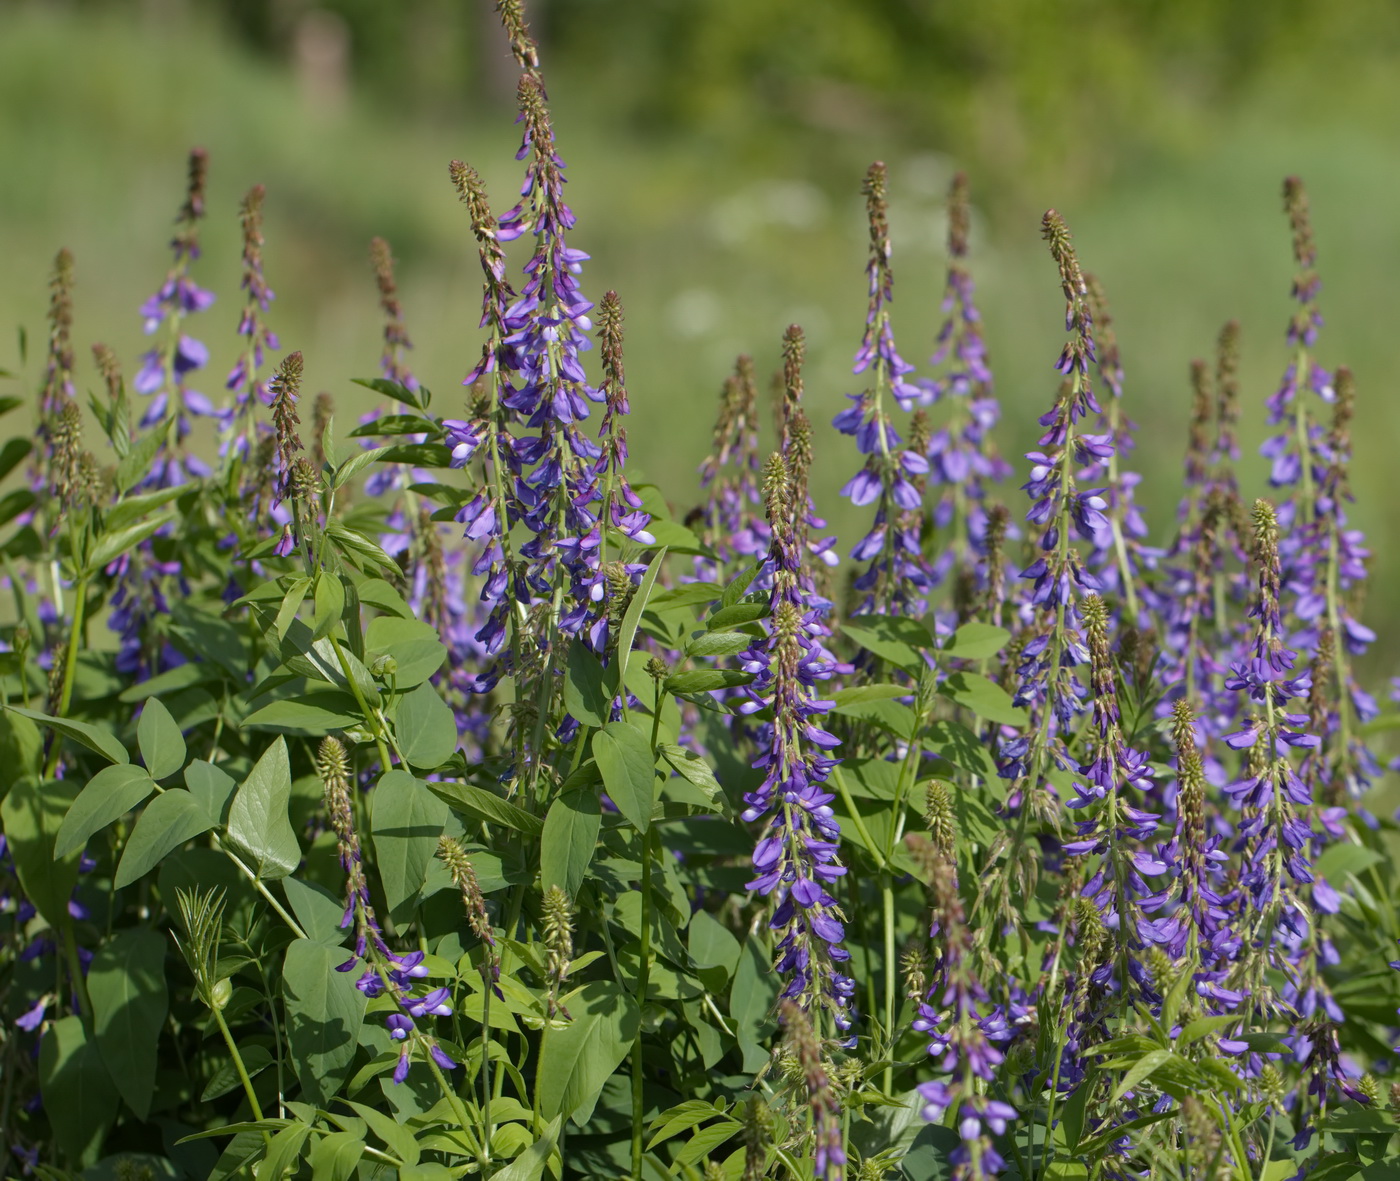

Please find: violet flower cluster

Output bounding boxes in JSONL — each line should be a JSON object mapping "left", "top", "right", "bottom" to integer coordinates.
{"left": 132, "top": 147, "right": 218, "bottom": 486}
{"left": 740, "top": 450, "right": 855, "bottom": 1043}
{"left": 915, "top": 850, "right": 1017, "bottom": 1179}
{"left": 919, "top": 172, "right": 1012, "bottom": 596}
{"left": 832, "top": 161, "right": 933, "bottom": 618}
{"left": 319, "top": 739, "right": 458, "bottom": 1084}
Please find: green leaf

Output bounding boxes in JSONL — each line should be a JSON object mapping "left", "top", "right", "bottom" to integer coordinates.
{"left": 675, "top": 1120, "right": 741, "bottom": 1166}
{"left": 255, "top": 1121, "right": 312, "bottom": 1180}
{"left": 614, "top": 546, "right": 667, "bottom": 694}
{"left": 351, "top": 376, "right": 421, "bottom": 411}
{"left": 0, "top": 436, "right": 31, "bottom": 482}
{"left": 1177, "top": 1015, "right": 1239, "bottom": 1045}
{"left": 541, "top": 786, "right": 602, "bottom": 898}
{"left": 937, "top": 671, "right": 1028, "bottom": 727}
{"left": 658, "top": 743, "right": 725, "bottom": 810}
{"left": 88, "top": 511, "right": 178, "bottom": 573}
{"left": 118, "top": 660, "right": 219, "bottom": 704}
{"left": 349, "top": 413, "right": 440, "bottom": 438}
{"left": 185, "top": 759, "right": 238, "bottom": 825}
{"left": 5, "top": 704, "right": 129, "bottom": 764}
{"left": 333, "top": 445, "right": 395, "bottom": 491}
{"left": 1111, "top": 1048, "right": 1175, "bottom": 1101}
{"left": 830, "top": 683, "right": 908, "bottom": 707}
{"left": 282, "top": 877, "right": 351, "bottom": 946}
{"left": 311, "top": 572, "right": 346, "bottom": 641}
{"left": 1313, "top": 842, "right": 1384, "bottom": 882}
{"left": 114, "top": 420, "right": 171, "bottom": 493}
{"left": 395, "top": 680, "right": 457, "bottom": 769}
{"left": 941, "top": 622, "right": 1011, "bottom": 660}
{"left": 242, "top": 691, "right": 364, "bottom": 735}
{"left": 88, "top": 927, "right": 168, "bottom": 1120}
{"left": 0, "top": 710, "right": 42, "bottom": 792}
{"left": 704, "top": 602, "right": 767, "bottom": 631}
{"left": 365, "top": 615, "right": 448, "bottom": 687}
{"left": 203, "top": 1045, "right": 275, "bottom": 1101}
{"left": 104, "top": 483, "right": 187, "bottom": 532}
{"left": 55, "top": 763, "right": 158, "bottom": 858}
{"left": 356, "top": 577, "right": 414, "bottom": 618}
{"left": 537, "top": 980, "right": 640, "bottom": 1125}
{"left": 687, "top": 910, "right": 741, "bottom": 975}
{"left": 345, "top": 1099, "right": 421, "bottom": 1165}
{"left": 283, "top": 940, "right": 369, "bottom": 1106}
{"left": 308, "top": 1130, "right": 364, "bottom": 1181}
{"left": 730, "top": 935, "right": 779, "bottom": 1072}
{"left": 926, "top": 719, "right": 1002, "bottom": 783}
{"left": 683, "top": 631, "right": 751, "bottom": 658}
{"left": 721, "top": 562, "right": 762, "bottom": 606}
{"left": 115, "top": 790, "right": 215, "bottom": 888}
{"left": 137, "top": 696, "right": 187, "bottom": 780}
{"left": 650, "top": 582, "right": 721, "bottom": 612}
{"left": 664, "top": 669, "right": 753, "bottom": 694}
{"left": 427, "top": 780, "right": 544, "bottom": 837}
{"left": 564, "top": 643, "right": 611, "bottom": 729}
{"left": 371, "top": 769, "right": 449, "bottom": 920}
{"left": 2, "top": 775, "right": 83, "bottom": 925}
{"left": 593, "top": 720, "right": 657, "bottom": 832}
{"left": 841, "top": 614, "right": 934, "bottom": 672}
{"left": 38, "top": 1015, "right": 119, "bottom": 1167}
{"left": 0, "top": 488, "right": 35, "bottom": 529}
{"left": 227, "top": 738, "right": 301, "bottom": 881}
{"left": 491, "top": 1116, "right": 562, "bottom": 1181}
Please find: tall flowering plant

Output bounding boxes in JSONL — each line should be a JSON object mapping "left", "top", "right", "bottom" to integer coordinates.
{"left": 1, "top": 5, "right": 1399, "bottom": 1178}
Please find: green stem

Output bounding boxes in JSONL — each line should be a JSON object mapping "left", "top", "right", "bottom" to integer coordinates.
{"left": 212, "top": 1005, "right": 272, "bottom": 1152}
{"left": 631, "top": 827, "right": 655, "bottom": 1178}
{"left": 43, "top": 576, "right": 89, "bottom": 778}
{"left": 880, "top": 872, "right": 896, "bottom": 1096}
{"left": 61, "top": 921, "right": 92, "bottom": 1020}
{"left": 331, "top": 632, "right": 394, "bottom": 773}
{"left": 424, "top": 1043, "right": 488, "bottom": 1169}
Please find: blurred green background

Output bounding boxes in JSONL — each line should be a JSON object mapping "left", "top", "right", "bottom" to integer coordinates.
{"left": 4, "top": 0, "right": 1400, "bottom": 681}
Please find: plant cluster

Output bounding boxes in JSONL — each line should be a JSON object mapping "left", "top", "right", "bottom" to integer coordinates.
{"left": 1, "top": 4, "right": 1398, "bottom": 1179}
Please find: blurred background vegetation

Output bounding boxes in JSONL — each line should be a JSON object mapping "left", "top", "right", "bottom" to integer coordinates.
{"left": 4, "top": 0, "right": 1400, "bottom": 683}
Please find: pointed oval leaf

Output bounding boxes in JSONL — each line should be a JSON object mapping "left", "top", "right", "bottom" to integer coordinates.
{"left": 88, "top": 927, "right": 168, "bottom": 1120}
{"left": 137, "top": 696, "right": 187, "bottom": 780}
{"left": 540, "top": 787, "right": 601, "bottom": 898}
{"left": 55, "top": 763, "right": 158, "bottom": 858}
{"left": 283, "top": 940, "right": 369, "bottom": 1107}
{"left": 227, "top": 737, "right": 301, "bottom": 881}
{"left": 371, "top": 769, "right": 449, "bottom": 920}
{"left": 115, "top": 790, "right": 215, "bottom": 888}
{"left": 537, "top": 981, "right": 640, "bottom": 1124}
{"left": 38, "top": 1015, "right": 119, "bottom": 1167}
{"left": 395, "top": 680, "right": 457, "bottom": 770}
{"left": 5, "top": 704, "right": 128, "bottom": 765}
{"left": 593, "top": 721, "right": 656, "bottom": 833}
